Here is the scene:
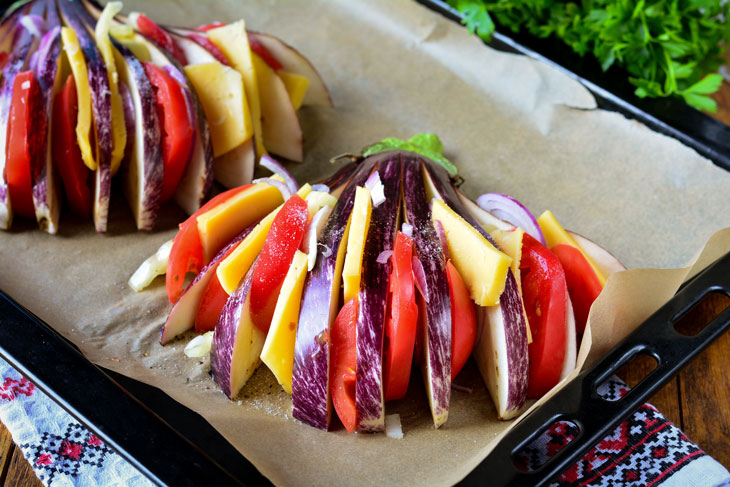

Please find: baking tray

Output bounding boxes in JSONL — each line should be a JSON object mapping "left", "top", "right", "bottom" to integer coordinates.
{"left": 2, "top": 251, "right": 730, "bottom": 486}
{"left": 418, "top": 0, "right": 730, "bottom": 173}
{"left": 2, "top": 1, "right": 730, "bottom": 486}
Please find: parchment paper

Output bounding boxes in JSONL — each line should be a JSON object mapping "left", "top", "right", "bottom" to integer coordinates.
{"left": 2, "top": 0, "right": 730, "bottom": 485}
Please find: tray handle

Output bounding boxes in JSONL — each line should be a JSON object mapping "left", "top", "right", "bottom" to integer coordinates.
{"left": 460, "top": 251, "right": 730, "bottom": 486}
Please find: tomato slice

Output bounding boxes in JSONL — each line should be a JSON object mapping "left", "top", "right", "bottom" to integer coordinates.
{"left": 186, "top": 32, "right": 230, "bottom": 66}
{"left": 6, "top": 71, "right": 39, "bottom": 219}
{"left": 520, "top": 233, "right": 567, "bottom": 399}
{"left": 195, "top": 274, "right": 229, "bottom": 333}
{"left": 383, "top": 231, "right": 418, "bottom": 402}
{"left": 330, "top": 297, "right": 358, "bottom": 432}
{"left": 142, "top": 62, "right": 194, "bottom": 203}
{"left": 446, "top": 260, "right": 477, "bottom": 380}
{"left": 165, "top": 184, "right": 252, "bottom": 303}
{"left": 53, "top": 75, "right": 91, "bottom": 217}
{"left": 135, "top": 14, "right": 187, "bottom": 65}
{"left": 551, "top": 243, "right": 603, "bottom": 334}
{"left": 195, "top": 22, "right": 226, "bottom": 32}
{"left": 250, "top": 195, "right": 308, "bottom": 333}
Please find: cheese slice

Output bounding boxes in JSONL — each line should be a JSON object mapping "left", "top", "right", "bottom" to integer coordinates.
{"left": 184, "top": 62, "right": 252, "bottom": 157}
{"left": 278, "top": 71, "right": 309, "bottom": 110}
{"left": 197, "top": 183, "right": 283, "bottom": 262}
{"left": 260, "top": 250, "right": 309, "bottom": 394}
{"left": 342, "top": 186, "right": 372, "bottom": 303}
{"left": 109, "top": 26, "right": 151, "bottom": 62}
{"left": 537, "top": 210, "right": 607, "bottom": 286}
{"left": 217, "top": 184, "right": 312, "bottom": 294}
{"left": 95, "top": 2, "right": 126, "bottom": 176}
{"left": 207, "top": 21, "right": 266, "bottom": 159}
{"left": 305, "top": 191, "right": 337, "bottom": 218}
{"left": 61, "top": 27, "right": 96, "bottom": 171}
{"left": 432, "top": 199, "right": 512, "bottom": 306}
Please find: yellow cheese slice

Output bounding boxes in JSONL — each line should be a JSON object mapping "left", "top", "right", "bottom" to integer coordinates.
{"left": 537, "top": 210, "right": 607, "bottom": 286}
{"left": 432, "top": 199, "right": 512, "bottom": 306}
{"left": 277, "top": 71, "right": 309, "bottom": 110}
{"left": 217, "top": 184, "right": 312, "bottom": 295}
{"left": 109, "top": 26, "right": 151, "bottom": 62}
{"left": 305, "top": 191, "right": 337, "bottom": 218}
{"left": 207, "top": 21, "right": 266, "bottom": 159}
{"left": 184, "top": 62, "right": 253, "bottom": 157}
{"left": 197, "top": 183, "right": 283, "bottom": 262}
{"left": 260, "top": 250, "right": 309, "bottom": 394}
{"left": 61, "top": 27, "right": 96, "bottom": 171}
{"left": 95, "top": 1, "right": 127, "bottom": 176}
{"left": 342, "top": 186, "right": 372, "bottom": 303}
{"left": 229, "top": 294, "right": 267, "bottom": 397}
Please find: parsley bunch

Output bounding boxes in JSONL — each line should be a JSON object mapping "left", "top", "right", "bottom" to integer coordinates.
{"left": 448, "top": 0, "right": 730, "bottom": 112}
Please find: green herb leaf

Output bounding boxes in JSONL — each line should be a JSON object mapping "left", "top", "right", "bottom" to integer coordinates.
{"left": 447, "top": 0, "right": 730, "bottom": 112}
{"left": 362, "top": 133, "right": 458, "bottom": 176}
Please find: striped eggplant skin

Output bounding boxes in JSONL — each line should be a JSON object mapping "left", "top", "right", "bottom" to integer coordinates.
{"left": 58, "top": 0, "right": 113, "bottom": 232}
{"left": 32, "top": 12, "right": 62, "bottom": 234}
{"left": 402, "top": 156, "right": 452, "bottom": 428}
{"left": 209, "top": 261, "right": 257, "bottom": 399}
{"left": 291, "top": 155, "right": 379, "bottom": 430}
{"left": 423, "top": 159, "right": 528, "bottom": 418}
{"left": 355, "top": 157, "right": 401, "bottom": 433}
{"left": 112, "top": 41, "right": 163, "bottom": 231}
{"left": 0, "top": 1, "right": 40, "bottom": 229}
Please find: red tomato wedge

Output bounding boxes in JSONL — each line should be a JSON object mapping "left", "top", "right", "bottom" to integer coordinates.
{"left": 520, "top": 233, "right": 567, "bottom": 399}
{"left": 53, "top": 75, "right": 91, "bottom": 217}
{"left": 142, "top": 62, "right": 195, "bottom": 203}
{"left": 249, "top": 195, "right": 308, "bottom": 333}
{"left": 551, "top": 243, "right": 603, "bottom": 334}
{"left": 6, "top": 71, "right": 39, "bottom": 219}
{"left": 246, "top": 34, "right": 283, "bottom": 71}
{"left": 135, "top": 13, "right": 187, "bottom": 65}
{"left": 383, "top": 231, "right": 418, "bottom": 402}
{"left": 446, "top": 260, "right": 477, "bottom": 380}
{"left": 195, "top": 22, "right": 225, "bottom": 32}
{"left": 165, "top": 184, "right": 252, "bottom": 303}
{"left": 186, "top": 32, "right": 229, "bottom": 66}
{"left": 195, "top": 273, "right": 230, "bottom": 333}
{"left": 330, "top": 297, "right": 358, "bottom": 432}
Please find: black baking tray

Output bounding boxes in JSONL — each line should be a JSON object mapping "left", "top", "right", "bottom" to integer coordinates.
{"left": 2, "top": 1, "right": 730, "bottom": 486}
{"left": 419, "top": 0, "right": 730, "bottom": 173}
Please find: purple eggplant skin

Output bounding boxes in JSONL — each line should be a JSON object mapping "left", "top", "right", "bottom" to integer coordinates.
{"left": 160, "top": 224, "right": 257, "bottom": 345}
{"left": 355, "top": 157, "right": 401, "bottom": 432}
{"left": 402, "top": 156, "right": 452, "bottom": 428}
{"left": 112, "top": 41, "right": 163, "bottom": 231}
{"left": 291, "top": 155, "right": 379, "bottom": 431}
{"left": 32, "top": 19, "right": 62, "bottom": 234}
{"left": 58, "top": 0, "right": 113, "bottom": 232}
{"left": 210, "top": 259, "right": 257, "bottom": 399}
{"left": 423, "top": 158, "right": 528, "bottom": 416}
{"left": 0, "top": 1, "right": 41, "bottom": 230}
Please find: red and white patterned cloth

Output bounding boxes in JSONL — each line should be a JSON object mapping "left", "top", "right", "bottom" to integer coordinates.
{"left": 0, "top": 356, "right": 727, "bottom": 486}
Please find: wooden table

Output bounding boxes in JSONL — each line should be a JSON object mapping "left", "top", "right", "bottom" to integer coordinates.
{"left": 1, "top": 84, "right": 730, "bottom": 487}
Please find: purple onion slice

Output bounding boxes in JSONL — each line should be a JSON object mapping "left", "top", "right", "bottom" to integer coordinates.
{"left": 260, "top": 154, "right": 298, "bottom": 195}
{"left": 476, "top": 192, "right": 545, "bottom": 246}
{"left": 252, "top": 177, "right": 291, "bottom": 201}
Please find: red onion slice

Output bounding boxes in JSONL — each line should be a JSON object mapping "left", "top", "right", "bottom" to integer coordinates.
{"left": 310, "top": 184, "right": 330, "bottom": 193}
{"left": 412, "top": 256, "right": 429, "bottom": 303}
{"left": 476, "top": 193, "right": 546, "bottom": 246}
{"left": 260, "top": 154, "right": 298, "bottom": 195}
{"left": 252, "top": 177, "right": 291, "bottom": 201}
{"left": 434, "top": 219, "right": 450, "bottom": 261}
{"left": 364, "top": 170, "right": 385, "bottom": 207}
{"left": 301, "top": 206, "right": 332, "bottom": 271}
{"left": 376, "top": 250, "right": 393, "bottom": 264}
